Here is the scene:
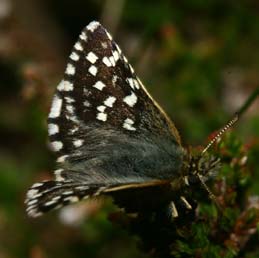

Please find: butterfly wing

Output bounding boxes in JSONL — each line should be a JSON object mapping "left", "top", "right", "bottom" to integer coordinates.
{"left": 26, "top": 21, "right": 184, "bottom": 217}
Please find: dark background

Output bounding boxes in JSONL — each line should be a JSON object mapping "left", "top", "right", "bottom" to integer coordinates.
{"left": 0, "top": 0, "right": 258, "bottom": 257}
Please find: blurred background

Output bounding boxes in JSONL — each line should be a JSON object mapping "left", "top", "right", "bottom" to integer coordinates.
{"left": 0, "top": 0, "right": 259, "bottom": 257}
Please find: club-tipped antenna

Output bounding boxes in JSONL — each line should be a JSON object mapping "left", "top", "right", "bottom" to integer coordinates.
{"left": 201, "top": 86, "right": 259, "bottom": 156}
{"left": 201, "top": 114, "right": 239, "bottom": 155}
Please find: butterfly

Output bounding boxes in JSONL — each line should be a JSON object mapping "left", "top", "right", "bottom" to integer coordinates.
{"left": 25, "top": 21, "right": 237, "bottom": 219}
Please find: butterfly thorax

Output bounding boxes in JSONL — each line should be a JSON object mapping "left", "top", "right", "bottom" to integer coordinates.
{"left": 175, "top": 150, "right": 221, "bottom": 191}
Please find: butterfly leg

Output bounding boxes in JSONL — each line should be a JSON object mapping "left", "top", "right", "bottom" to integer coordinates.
{"left": 168, "top": 196, "right": 195, "bottom": 220}
{"left": 179, "top": 196, "right": 193, "bottom": 210}
{"left": 169, "top": 201, "right": 179, "bottom": 218}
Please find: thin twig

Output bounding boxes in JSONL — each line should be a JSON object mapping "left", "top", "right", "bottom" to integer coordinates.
{"left": 235, "top": 87, "right": 259, "bottom": 118}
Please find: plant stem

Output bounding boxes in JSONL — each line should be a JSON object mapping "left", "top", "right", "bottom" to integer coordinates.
{"left": 236, "top": 87, "right": 259, "bottom": 118}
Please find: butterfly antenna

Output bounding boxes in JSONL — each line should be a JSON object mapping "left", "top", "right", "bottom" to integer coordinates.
{"left": 201, "top": 113, "right": 239, "bottom": 156}
{"left": 201, "top": 87, "right": 259, "bottom": 156}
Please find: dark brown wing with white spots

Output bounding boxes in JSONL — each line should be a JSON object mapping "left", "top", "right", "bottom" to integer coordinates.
{"left": 47, "top": 21, "right": 181, "bottom": 157}
{"left": 26, "top": 21, "right": 185, "bottom": 217}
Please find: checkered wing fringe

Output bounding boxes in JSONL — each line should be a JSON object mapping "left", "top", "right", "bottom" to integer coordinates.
{"left": 25, "top": 180, "right": 109, "bottom": 217}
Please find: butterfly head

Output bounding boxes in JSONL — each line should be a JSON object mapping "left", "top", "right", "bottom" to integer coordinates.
{"left": 176, "top": 150, "right": 221, "bottom": 209}
{"left": 183, "top": 150, "right": 220, "bottom": 184}
{"left": 182, "top": 113, "right": 239, "bottom": 189}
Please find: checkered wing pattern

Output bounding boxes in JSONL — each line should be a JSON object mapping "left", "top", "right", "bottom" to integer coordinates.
{"left": 25, "top": 21, "right": 184, "bottom": 217}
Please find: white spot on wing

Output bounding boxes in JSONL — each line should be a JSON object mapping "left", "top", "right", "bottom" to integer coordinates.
{"left": 49, "top": 95, "right": 63, "bottom": 118}
{"left": 123, "top": 56, "right": 129, "bottom": 64}
{"left": 67, "top": 104, "right": 75, "bottom": 113}
{"left": 44, "top": 198, "right": 60, "bottom": 207}
{"left": 57, "top": 80, "right": 74, "bottom": 91}
{"left": 51, "top": 141, "right": 63, "bottom": 151}
{"left": 48, "top": 123, "right": 59, "bottom": 135}
{"left": 57, "top": 155, "right": 68, "bottom": 163}
{"left": 123, "top": 92, "right": 137, "bottom": 107}
{"left": 88, "top": 65, "right": 97, "bottom": 76}
{"left": 80, "top": 31, "right": 87, "bottom": 41}
{"left": 106, "top": 31, "right": 113, "bottom": 40}
{"left": 70, "top": 52, "right": 79, "bottom": 61}
{"left": 31, "top": 183, "right": 43, "bottom": 188}
{"left": 55, "top": 169, "right": 64, "bottom": 181}
{"left": 129, "top": 64, "right": 134, "bottom": 74}
{"left": 123, "top": 118, "right": 136, "bottom": 131}
{"left": 112, "top": 75, "right": 118, "bottom": 86}
{"left": 97, "top": 105, "right": 106, "bottom": 112}
{"left": 109, "top": 56, "right": 115, "bottom": 66}
{"left": 101, "top": 42, "right": 108, "bottom": 49}
{"left": 127, "top": 78, "right": 135, "bottom": 89}
{"left": 75, "top": 185, "right": 89, "bottom": 191}
{"left": 74, "top": 42, "right": 83, "bottom": 51}
{"left": 62, "top": 191, "right": 73, "bottom": 195}
{"left": 97, "top": 112, "right": 107, "bottom": 121}
{"left": 27, "top": 189, "right": 39, "bottom": 199}
{"left": 104, "top": 96, "right": 116, "bottom": 107}
{"left": 73, "top": 139, "right": 83, "bottom": 147}
{"left": 133, "top": 79, "right": 140, "bottom": 89}
{"left": 27, "top": 199, "right": 38, "bottom": 206}
{"left": 93, "top": 81, "right": 105, "bottom": 91}
{"left": 65, "top": 63, "right": 75, "bottom": 75}
{"left": 83, "top": 88, "right": 90, "bottom": 96}
{"left": 86, "top": 21, "right": 100, "bottom": 32}
{"left": 27, "top": 209, "right": 43, "bottom": 218}
{"left": 65, "top": 96, "right": 75, "bottom": 103}
{"left": 64, "top": 196, "right": 79, "bottom": 203}
{"left": 115, "top": 44, "right": 122, "bottom": 54}
{"left": 102, "top": 56, "right": 112, "bottom": 67}
{"left": 113, "top": 50, "right": 119, "bottom": 62}
{"left": 86, "top": 51, "right": 98, "bottom": 64}
{"left": 66, "top": 114, "right": 79, "bottom": 123}
{"left": 83, "top": 100, "right": 91, "bottom": 107}
{"left": 125, "top": 118, "right": 134, "bottom": 124}
{"left": 70, "top": 127, "right": 78, "bottom": 134}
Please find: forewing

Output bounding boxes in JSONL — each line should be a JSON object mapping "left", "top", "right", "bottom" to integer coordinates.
{"left": 47, "top": 21, "right": 181, "bottom": 158}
